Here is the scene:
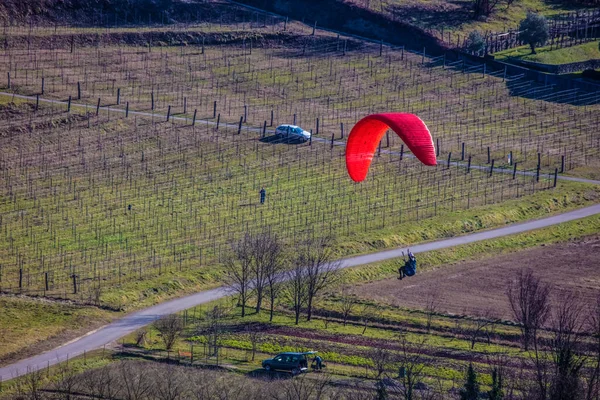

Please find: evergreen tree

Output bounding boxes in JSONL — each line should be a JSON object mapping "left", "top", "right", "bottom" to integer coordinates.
{"left": 376, "top": 379, "right": 389, "bottom": 400}
{"left": 519, "top": 12, "right": 549, "bottom": 54}
{"left": 488, "top": 368, "right": 504, "bottom": 400}
{"left": 460, "top": 363, "right": 480, "bottom": 400}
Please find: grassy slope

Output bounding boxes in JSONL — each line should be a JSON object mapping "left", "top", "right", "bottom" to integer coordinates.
{"left": 0, "top": 297, "right": 114, "bottom": 365}
{"left": 495, "top": 40, "right": 600, "bottom": 64}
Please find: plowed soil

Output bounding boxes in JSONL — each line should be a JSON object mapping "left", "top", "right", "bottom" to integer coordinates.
{"left": 350, "top": 236, "right": 600, "bottom": 319}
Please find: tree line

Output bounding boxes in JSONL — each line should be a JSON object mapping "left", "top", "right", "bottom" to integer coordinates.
{"left": 221, "top": 232, "right": 341, "bottom": 324}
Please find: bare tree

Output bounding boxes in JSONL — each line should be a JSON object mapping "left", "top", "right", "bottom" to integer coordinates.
{"left": 397, "top": 333, "right": 428, "bottom": 400}
{"left": 80, "top": 365, "right": 119, "bottom": 400}
{"left": 506, "top": 269, "right": 551, "bottom": 351}
{"left": 269, "top": 372, "right": 332, "bottom": 400}
{"left": 369, "top": 347, "right": 393, "bottom": 380}
{"left": 151, "top": 363, "right": 186, "bottom": 400}
{"left": 424, "top": 291, "right": 440, "bottom": 333}
{"left": 472, "top": 0, "right": 505, "bottom": 18}
{"left": 548, "top": 293, "right": 586, "bottom": 400}
{"left": 468, "top": 310, "right": 498, "bottom": 350}
{"left": 485, "top": 351, "right": 511, "bottom": 400}
{"left": 251, "top": 232, "right": 287, "bottom": 321}
{"left": 53, "top": 361, "right": 80, "bottom": 399}
{"left": 24, "top": 367, "right": 45, "bottom": 400}
{"left": 223, "top": 233, "right": 254, "bottom": 317}
{"left": 197, "top": 305, "right": 229, "bottom": 356}
{"left": 250, "top": 232, "right": 284, "bottom": 315}
{"left": 585, "top": 294, "right": 600, "bottom": 400}
{"left": 119, "top": 361, "right": 153, "bottom": 400}
{"left": 296, "top": 236, "right": 340, "bottom": 321}
{"left": 285, "top": 261, "right": 310, "bottom": 325}
{"left": 359, "top": 304, "right": 374, "bottom": 335}
{"left": 339, "top": 290, "right": 358, "bottom": 327}
{"left": 245, "top": 323, "right": 264, "bottom": 361}
{"left": 135, "top": 328, "right": 148, "bottom": 347}
{"left": 154, "top": 314, "right": 184, "bottom": 351}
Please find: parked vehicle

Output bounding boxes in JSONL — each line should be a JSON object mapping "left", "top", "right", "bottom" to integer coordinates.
{"left": 274, "top": 124, "right": 311, "bottom": 142}
{"left": 262, "top": 351, "right": 316, "bottom": 375}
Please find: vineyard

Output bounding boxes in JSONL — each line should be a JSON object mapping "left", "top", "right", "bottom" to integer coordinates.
{"left": 0, "top": 10, "right": 599, "bottom": 306}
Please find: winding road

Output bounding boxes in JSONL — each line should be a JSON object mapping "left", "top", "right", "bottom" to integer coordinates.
{"left": 2, "top": 202, "right": 600, "bottom": 381}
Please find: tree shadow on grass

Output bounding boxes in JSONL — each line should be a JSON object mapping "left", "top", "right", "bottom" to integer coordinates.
{"left": 247, "top": 368, "right": 295, "bottom": 380}
{"left": 504, "top": 75, "right": 600, "bottom": 105}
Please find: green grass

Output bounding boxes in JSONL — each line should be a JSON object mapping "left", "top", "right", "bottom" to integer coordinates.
{"left": 0, "top": 297, "right": 113, "bottom": 363}
{"left": 494, "top": 41, "right": 600, "bottom": 65}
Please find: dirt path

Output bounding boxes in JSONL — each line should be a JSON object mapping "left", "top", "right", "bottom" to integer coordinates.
{"left": 351, "top": 236, "right": 600, "bottom": 319}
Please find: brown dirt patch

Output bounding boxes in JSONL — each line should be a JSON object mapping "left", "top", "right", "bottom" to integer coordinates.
{"left": 350, "top": 236, "right": 600, "bottom": 320}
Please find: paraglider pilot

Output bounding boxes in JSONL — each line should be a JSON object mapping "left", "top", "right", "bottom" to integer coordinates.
{"left": 398, "top": 250, "right": 417, "bottom": 280}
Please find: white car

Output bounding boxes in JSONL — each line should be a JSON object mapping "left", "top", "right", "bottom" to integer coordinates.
{"left": 274, "top": 124, "right": 311, "bottom": 142}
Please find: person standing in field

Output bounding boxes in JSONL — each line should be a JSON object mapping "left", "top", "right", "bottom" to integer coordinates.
{"left": 259, "top": 187, "right": 266, "bottom": 204}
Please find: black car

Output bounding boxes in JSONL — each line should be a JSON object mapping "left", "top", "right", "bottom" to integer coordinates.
{"left": 261, "top": 351, "right": 316, "bottom": 375}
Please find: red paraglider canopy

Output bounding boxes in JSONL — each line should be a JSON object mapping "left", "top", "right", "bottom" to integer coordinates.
{"left": 346, "top": 113, "right": 436, "bottom": 182}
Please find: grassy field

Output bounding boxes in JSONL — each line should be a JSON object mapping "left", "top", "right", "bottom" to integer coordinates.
{"left": 495, "top": 40, "right": 600, "bottom": 64}
{"left": 0, "top": 297, "right": 113, "bottom": 366}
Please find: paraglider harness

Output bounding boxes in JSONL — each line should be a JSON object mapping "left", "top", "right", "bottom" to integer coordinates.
{"left": 398, "top": 250, "right": 416, "bottom": 280}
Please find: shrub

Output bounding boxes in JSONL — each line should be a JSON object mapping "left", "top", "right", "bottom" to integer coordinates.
{"left": 466, "top": 30, "right": 486, "bottom": 55}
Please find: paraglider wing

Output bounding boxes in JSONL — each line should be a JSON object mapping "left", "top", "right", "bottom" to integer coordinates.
{"left": 345, "top": 113, "right": 436, "bottom": 182}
